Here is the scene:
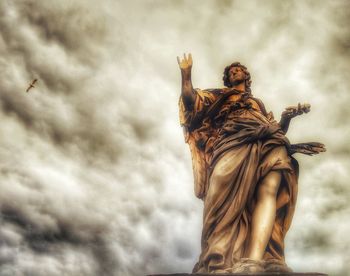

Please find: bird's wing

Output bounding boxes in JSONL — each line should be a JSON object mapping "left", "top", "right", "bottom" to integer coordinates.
{"left": 26, "top": 84, "right": 34, "bottom": 92}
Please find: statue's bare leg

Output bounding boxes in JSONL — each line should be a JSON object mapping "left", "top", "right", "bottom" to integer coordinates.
{"left": 246, "top": 170, "right": 281, "bottom": 260}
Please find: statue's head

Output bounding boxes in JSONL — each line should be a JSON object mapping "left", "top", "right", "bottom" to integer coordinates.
{"left": 223, "top": 62, "right": 252, "bottom": 93}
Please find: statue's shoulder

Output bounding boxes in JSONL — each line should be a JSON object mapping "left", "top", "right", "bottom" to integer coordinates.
{"left": 204, "top": 88, "right": 225, "bottom": 94}
{"left": 197, "top": 88, "right": 226, "bottom": 94}
{"left": 195, "top": 88, "right": 226, "bottom": 101}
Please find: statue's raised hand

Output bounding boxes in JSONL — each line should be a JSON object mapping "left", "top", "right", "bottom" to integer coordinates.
{"left": 282, "top": 103, "right": 311, "bottom": 120}
{"left": 178, "top": 53, "right": 195, "bottom": 107}
{"left": 177, "top": 53, "right": 192, "bottom": 72}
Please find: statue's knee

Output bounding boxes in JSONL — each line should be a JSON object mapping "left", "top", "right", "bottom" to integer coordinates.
{"left": 266, "top": 146, "right": 288, "bottom": 165}
{"left": 272, "top": 146, "right": 288, "bottom": 162}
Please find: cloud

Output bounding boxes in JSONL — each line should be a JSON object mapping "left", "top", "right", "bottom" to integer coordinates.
{"left": 0, "top": 0, "right": 349, "bottom": 275}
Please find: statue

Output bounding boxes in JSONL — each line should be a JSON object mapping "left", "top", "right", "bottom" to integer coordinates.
{"left": 177, "top": 54, "right": 326, "bottom": 274}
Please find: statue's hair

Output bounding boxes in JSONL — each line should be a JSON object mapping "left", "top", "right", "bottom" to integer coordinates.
{"left": 223, "top": 62, "right": 252, "bottom": 94}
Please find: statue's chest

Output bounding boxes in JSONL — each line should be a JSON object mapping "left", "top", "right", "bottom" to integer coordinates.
{"left": 213, "top": 98, "right": 255, "bottom": 121}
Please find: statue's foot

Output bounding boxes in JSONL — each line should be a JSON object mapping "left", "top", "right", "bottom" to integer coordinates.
{"left": 264, "top": 259, "right": 292, "bottom": 273}
{"left": 231, "top": 258, "right": 265, "bottom": 273}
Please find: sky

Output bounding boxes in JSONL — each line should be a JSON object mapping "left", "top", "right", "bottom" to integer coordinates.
{"left": 0, "top": 0, "right": 349, "bottom": 275}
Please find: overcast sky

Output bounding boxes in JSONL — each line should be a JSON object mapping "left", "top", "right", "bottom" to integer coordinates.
{"left": 0, "top": 1, "right": 349, "bottom": 276}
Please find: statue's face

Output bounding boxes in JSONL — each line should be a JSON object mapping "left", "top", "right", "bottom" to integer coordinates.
{"left": 228, "top": 66, "right": 246, "bottom": 86}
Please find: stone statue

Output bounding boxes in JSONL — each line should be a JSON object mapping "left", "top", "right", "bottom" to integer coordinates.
{"left": 177, "top": 54, "right": 326, "bottom": 274}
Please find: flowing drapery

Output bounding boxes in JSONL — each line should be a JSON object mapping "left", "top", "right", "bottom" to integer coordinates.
{"left": 179, "top": 89, "right": 298, "bottom": 273}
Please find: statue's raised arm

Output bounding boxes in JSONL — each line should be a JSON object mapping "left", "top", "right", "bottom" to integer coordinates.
{"left": 177, "top": 53, "right": 196, "bottom": 110}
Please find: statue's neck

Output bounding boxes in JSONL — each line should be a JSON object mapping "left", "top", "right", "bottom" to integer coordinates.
{"left": 231, "top": 82, "right": 246, "bottom": 93}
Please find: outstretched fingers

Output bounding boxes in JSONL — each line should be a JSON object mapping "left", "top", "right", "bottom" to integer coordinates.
{"left": 177, "top": 53, "right": 193, "bottom": 69}
{"left": 284, "top": 102, "right": 311, "bottom": 118}
{"left": 302, "top": 103, "right": 311, "bottom": 113}
{"left": 188, "top": 53, "right": 193, "bottom": 64}
{"left": 180, "top": 53, "right": 192, "bottom": 63}
{"left": 177, "top": 56, "right": 181, "bottom": 65}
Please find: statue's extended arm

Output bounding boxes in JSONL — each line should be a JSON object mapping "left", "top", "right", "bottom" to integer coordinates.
{"left": 279, "top": 103, "right": 310, "bottom": 133}
{"left": 177, "top": 53, "right": 196, "bottom": 110}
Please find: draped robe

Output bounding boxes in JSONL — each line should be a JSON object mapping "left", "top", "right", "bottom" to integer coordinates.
{"left": 179, "top": 88, "right": 299, "bottom": 273}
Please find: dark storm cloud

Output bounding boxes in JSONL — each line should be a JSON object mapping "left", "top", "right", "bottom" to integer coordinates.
{"left": 0, "top": 0, "right": 154, "bottom": 164}
{"left": 0, "top": 0, "right": 349, "bottom": 276}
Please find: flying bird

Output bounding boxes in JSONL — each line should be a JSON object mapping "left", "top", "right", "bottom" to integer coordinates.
{"left": 26, "top": 79, "right": 38, "bottom": 93}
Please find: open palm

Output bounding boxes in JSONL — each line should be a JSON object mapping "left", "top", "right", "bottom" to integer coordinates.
{"left": 177, "top": 53, "right": 192, "bottom": 71}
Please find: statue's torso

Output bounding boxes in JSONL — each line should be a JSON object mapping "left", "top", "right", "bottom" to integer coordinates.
{"left": 196, "top": 91, "right": 271, "bottom": 156}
